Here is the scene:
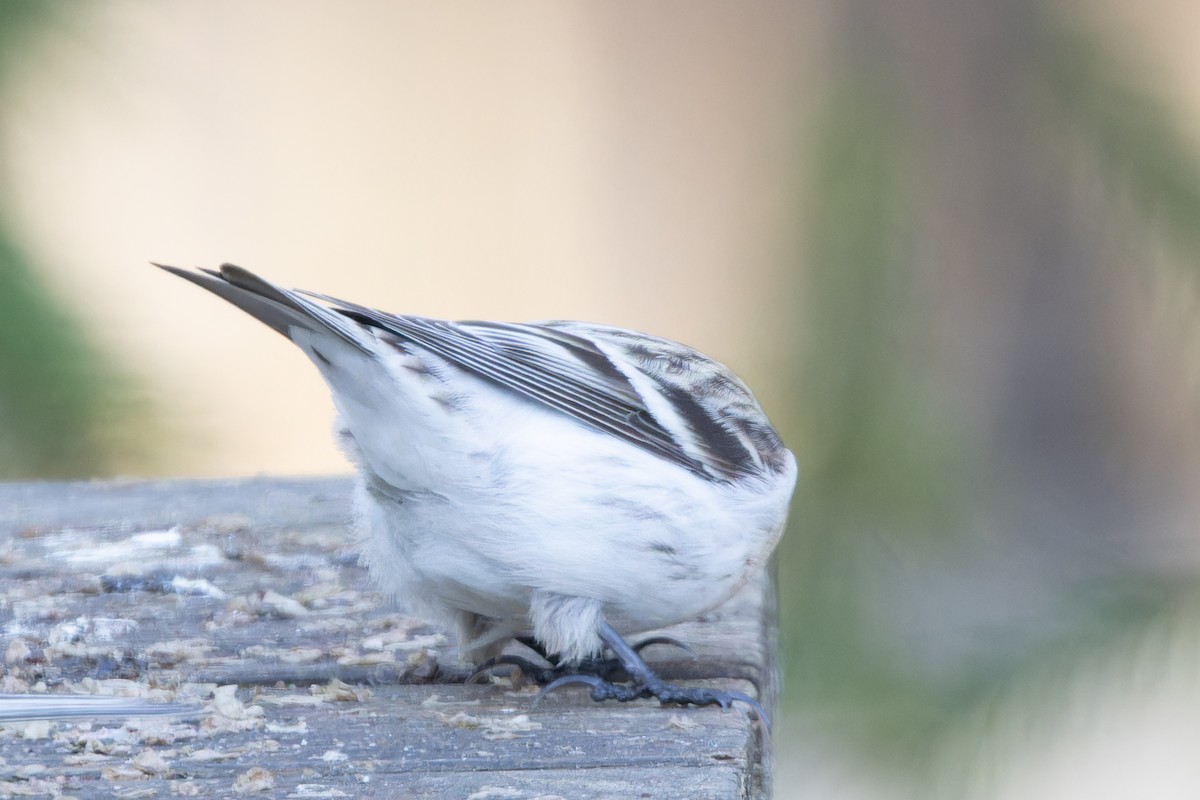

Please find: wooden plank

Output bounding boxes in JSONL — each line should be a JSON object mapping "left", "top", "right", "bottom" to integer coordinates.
{"left": 0, "top": 477, "right": 776, "bottom": 798}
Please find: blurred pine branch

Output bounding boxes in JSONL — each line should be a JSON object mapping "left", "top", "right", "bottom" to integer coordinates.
{"left": 1037, "top": 19, "right": 1200, "bottom": 267}
{"left": 0, "top": 1, "right": 127, "bottom": 478}
{"left": 780, "top": 7, "right": 1200, "bottom": 795}
{"left": 0, "top": 238, "right": 120, "bottom": 477}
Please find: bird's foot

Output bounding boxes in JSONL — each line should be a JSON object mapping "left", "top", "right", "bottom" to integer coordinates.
{"left": 536, "top": 672, "right": 768, "bottom": 724}
{"left": 467, "top": 654, "right": 561, "bottom": 686}
{"left": 469, "top": 635, "right": 692, "bottom": 686}
{"left": 533, "top": 622, "right": 769, "bottom": 726}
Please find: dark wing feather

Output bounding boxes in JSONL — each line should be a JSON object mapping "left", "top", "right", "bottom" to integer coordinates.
{"left": 160, "top": 264, "right": 771, "bottom": 481}
{"left": 154, "top": 263, "right": 372, "bottom": 353}
{"left": 302, "top": 292, "right": 738, "bottom": 479}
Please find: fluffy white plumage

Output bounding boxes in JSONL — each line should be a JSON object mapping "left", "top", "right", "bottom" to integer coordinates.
{"left": 160, "top": 264, "right": 796, "bottom": 669}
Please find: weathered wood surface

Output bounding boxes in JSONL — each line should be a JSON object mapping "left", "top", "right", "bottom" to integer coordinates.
{"left": 0, "top": 477, "right": 777, "bottom": 798}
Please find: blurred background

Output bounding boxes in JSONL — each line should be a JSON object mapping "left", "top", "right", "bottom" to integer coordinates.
{"left": 2, "top": 1, "right": 1200, "bottom": 796}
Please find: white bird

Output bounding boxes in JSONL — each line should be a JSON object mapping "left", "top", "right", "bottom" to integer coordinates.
{"left": 159, "top": 264, "right": 795, "bottom": 721}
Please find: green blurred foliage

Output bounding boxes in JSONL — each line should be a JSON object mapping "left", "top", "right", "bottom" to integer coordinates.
{"left": 0, "top": 1, "right": 126, "bottom": 479}
{"left": 778, "top": 8, "right": 1200, "bottom": 793}
{"left": 0, "top": 239, "right": 120, "bottom": 478}
{"left": 1037, "top": 20, "right": 1200, "bottom": 266}
{"left": 780, "top": 69, "right": 985, "bottom": 760}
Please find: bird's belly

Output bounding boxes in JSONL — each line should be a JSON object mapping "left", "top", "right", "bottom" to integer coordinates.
{"left": 358, "top": 483, "right": 762, "bottom": 629}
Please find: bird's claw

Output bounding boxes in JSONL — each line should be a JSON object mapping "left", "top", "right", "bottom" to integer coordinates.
{"left": 631, "top": 635, "right": 696, "bottom": 659}
{"left": 482, "top": 624, "right": 768, "bottom": 726}
{"left": 535, "top": 672, "right": 769, "bottom": 726}
{"left": 476, "top": 636, "right": 690, "bottom": 687}
{"left": 468, "top": 655, "right": 557, "bottom": 685}
{"left": 533, "top": 674, "right": 613, "bottom": 707}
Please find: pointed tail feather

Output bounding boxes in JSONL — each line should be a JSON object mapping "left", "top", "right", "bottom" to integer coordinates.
{"left": 153, "top": 263, "right": 372, "bottom": 354}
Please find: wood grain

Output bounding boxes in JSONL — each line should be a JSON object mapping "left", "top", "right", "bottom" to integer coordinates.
{"left": 0, "top": 477, "right": 775, "bottom": 798}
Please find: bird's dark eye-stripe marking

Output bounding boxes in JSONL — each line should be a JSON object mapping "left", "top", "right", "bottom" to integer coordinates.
{"left": 317, "top": 296, "right": 773, "bottom": 482}
{"left": 658, "top": 383, "right": 756, "bottom": 478}
{"left": 331, "top": 306, "right": 715, "bottom": 478}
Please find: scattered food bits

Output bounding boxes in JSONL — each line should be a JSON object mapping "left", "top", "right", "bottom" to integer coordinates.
{"left": 232, "top": 766, "right": 275, "bottom": 794}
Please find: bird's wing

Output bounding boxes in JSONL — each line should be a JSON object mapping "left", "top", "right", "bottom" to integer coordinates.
{"left": 305, "top": 294, "right": 763, "bottom": 481}
{"left": 158, "top": 264, "right": 774, "bottom": 481}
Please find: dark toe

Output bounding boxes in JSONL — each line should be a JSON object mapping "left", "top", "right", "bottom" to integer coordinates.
{"left": 468, "top": 655, "right": 559, "bottom": 685}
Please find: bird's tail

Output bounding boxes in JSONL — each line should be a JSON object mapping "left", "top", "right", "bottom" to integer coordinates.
{"left": 154, "top": 263, "right": 372, "bottom": 354}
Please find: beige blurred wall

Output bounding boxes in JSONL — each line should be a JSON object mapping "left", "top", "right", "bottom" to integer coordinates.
{"left": 10, "top": 0, "right": 1196, "bottom": 480}
{"left": 1087, "top": 0, "right": 1200, "bottom": 147}
{"left": 3, "top": 0, "right": 816, "bottom": 476}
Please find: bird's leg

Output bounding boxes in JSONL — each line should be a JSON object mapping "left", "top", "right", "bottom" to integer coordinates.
{"left": 515, "top": 635, "right": 560, "bottom": 666}
{"left": 470, "top": 632, "right": 694, "bottom": 685}
{"left": 464, "top": 635, "right": 561, "bottom": 686}
{"left": 535, "top": 621, "right": 769, "bottom": 726}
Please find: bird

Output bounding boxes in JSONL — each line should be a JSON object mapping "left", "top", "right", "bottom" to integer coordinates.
{"left": 157, "top": 263, "right": 796, "bottom": 722}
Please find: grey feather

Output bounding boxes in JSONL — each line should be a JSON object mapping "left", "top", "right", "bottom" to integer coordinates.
{"left": 157, "top": 263, "right": 788, "bottom": 482}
